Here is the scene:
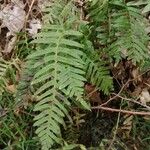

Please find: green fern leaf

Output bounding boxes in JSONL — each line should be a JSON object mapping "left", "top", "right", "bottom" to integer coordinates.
{"left": 28, "top": 23, "right": 89, "bottom": 149}
{"left": 109, "top": 2, "right": 149, "bottom": 63}
{"left": 88, "top": 0, "right": 149, "bottom": 63}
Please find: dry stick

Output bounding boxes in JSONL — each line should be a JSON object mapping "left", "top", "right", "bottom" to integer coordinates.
{"left": 144, "top": 82, "right": 150, "bottom": 88}
{"left": 92, "top": 69, "right": 150, "bottom": 115}
{"left": 24, "top": 0, "right": 36, "bottom": 27}
{"left": 112, "top": 94, "right": 150, "bottom": 110}
{"left": 92, "top": 106, "right": 150, "bottom": 115}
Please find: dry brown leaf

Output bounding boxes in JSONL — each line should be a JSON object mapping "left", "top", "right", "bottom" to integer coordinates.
{"left": 140, "top": 88, "right": 150, "bottom": 105}
{"left": 130, "top": 86, "right": 142, "bottom": 97}
{"left": 3, "top": 36, "right": 17, "bottom": 54}
{"left": 27, "top": 19, "right": 41, "bottom": 37}
{"left": 85, "top": 83, "right": 102, "bottom": 103}
{"left": 0, "top": 2, "right": 25, "bottom": 35}
{"left": 131, "top": 67, "right": 141, "bottom": 81}
{"left": 38, "top": 0, "right": 52, "bottom": 9}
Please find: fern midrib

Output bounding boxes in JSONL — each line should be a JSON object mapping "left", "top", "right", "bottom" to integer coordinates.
{"left": 107, "top": 3, "right": 111, "bottom": 41}
{"left": 53, "top": 30, "right": 62, "bottom": 99}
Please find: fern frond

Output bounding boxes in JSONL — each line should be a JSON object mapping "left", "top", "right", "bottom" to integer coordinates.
{"left": 79, "top": 1, "right": 114, "bottom": 94}
{"left": 109, "top": 1, "right": 149, "bottom": 63}
{"left": 88, "top": 0, "right": 149, "bottom": 63}
{"left": 127, "top": 0, "right": 150, "bottom": 14}
{"left": 27, "top": 22, "right": 89, "bottom": 149}
{"left": 88, "top": 0, "right": 108, "bottom": 21}
{"left": 33, "top": 94, "right": 70, "bottom": 149}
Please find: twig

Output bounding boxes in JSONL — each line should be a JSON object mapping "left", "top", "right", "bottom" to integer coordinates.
{"left": 144, "top": 82, "right": 150, "bottom": 88}
{"left": 92, "top": 106, "right": 150, "bottom": 116}
{"left": 91, "top": 68, "right": 150, "bottom": 110}
{"left": 24, "top": 0, "right": 36, "bottom": 27}
{"left": 19, "top": 110, "right": 35, "bottom": 117}
{"left": 112, "top": 93, "right": 150, "bottom": 110}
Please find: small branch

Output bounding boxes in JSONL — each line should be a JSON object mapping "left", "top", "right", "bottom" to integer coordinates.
{"left": 26, "top": 0, "right": 36, "bottom": 20}
{"left": 92, "top": 73, "right": 150, "bottom": 111}
{"left": 92, "top": 106, "right": 150, "bottom": 116}
{"left": 24, "top": 0, "right": 36, "bottom": 28}
{"left": 144, "top": 82, "right": 150, "bottom": 88}
{"left": 112, "top": 94, "right": 150, "bottom": 110}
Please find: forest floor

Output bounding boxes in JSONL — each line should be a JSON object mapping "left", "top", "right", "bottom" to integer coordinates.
{"left": 0, "top": 0, "right": 150, "bottom": 150}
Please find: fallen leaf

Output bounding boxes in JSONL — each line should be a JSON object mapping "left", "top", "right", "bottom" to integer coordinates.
{"left": 0, "top": 2, "right": 25, "bottom": 35}
{"left": 131, "top": 67, "right": 141, "bottom": 82}
{"left": 3, "top": 36, "right": 17, "bottom": 54}
{"left": 38, "top": 0, "right": 52, "bottom": 9}
{"left": 85, "top": 83, "right": 102, "bottom": 103}
{"left": 27, "top": 19, "right": 42, "bottom": 37}
{"left": 140, "top": 88, "right": 150, "bottom": 105}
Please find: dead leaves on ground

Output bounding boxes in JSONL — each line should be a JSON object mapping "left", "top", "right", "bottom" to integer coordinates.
{"left": 0, "top": 0, "right": 43, "bottom": 56}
